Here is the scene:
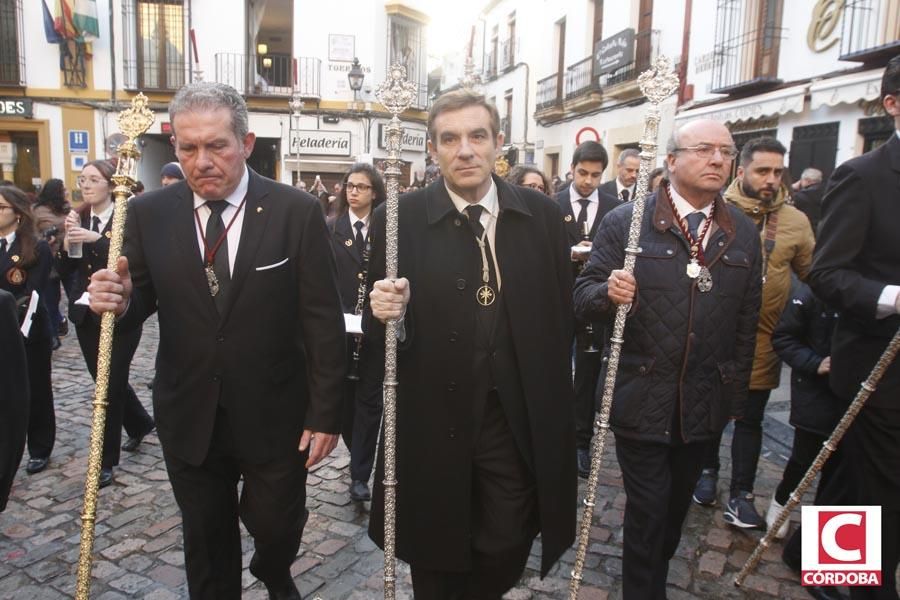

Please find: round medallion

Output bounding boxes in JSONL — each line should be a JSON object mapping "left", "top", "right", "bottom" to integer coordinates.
{"left": 564, "top": 214, "right": 573, "bottom": 223}
{"left": 6, "top": 267, "right": 25, "bottom": 285}
{"left": 476, "top": 285, "right": 496, "bottom": 307}
{"left": 344, "top": 239, "right": 353, "bottom": 247}
{"left": 11, "top": 254, "right": 20, "bottom": 263}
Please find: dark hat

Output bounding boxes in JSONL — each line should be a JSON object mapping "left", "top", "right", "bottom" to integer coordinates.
{"left": 160, "top": 162, "right": 184, "bottom": 180}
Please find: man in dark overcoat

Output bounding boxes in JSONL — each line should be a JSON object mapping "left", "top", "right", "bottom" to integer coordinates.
{"left": 88, "top": 82, "right": 346, "bottom": 600}
{"left": 0, "top": 289, "right": 28, "bottom": 512}
{"left": 366, "top": 89, "right": 576, "bottom": 598}
{"left": 574, "top": 119, "right": 761, "bottom": 600}
{"left": 808, "top": 54, "right": 900, "bottom": 600}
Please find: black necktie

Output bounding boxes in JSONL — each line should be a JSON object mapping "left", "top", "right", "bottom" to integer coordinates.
{"left": 353, "top": 220, "right": 365, "bottom": 259}
{"left": 576, "top": 199, "right": 590, "bottom": 227}
{"left": 206, "top": 201, "right": 231, "bottom": 313}
{"left": 621, "top": 188, "right": 630, "bottom": 202}
{"left": 0, "top": 238, "right": 6, "bottom": 260}
{"left": 686, "top": 211, "right": 706, "bottom": 241}
{"left": 91, "top": 216, "right": 101, "bottom": 233}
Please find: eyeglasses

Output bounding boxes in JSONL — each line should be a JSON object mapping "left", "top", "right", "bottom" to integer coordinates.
{"left": 673, "top": 144, "right": 739, "bottom": 160}
{"left": 523, "top": 183, "right": 546, "bottom": 192}
{"left": 77, "top": 176, "right": 107, "bottom": 187}
{"left": 345, "top": 183, "right": 372, "bottom": 193}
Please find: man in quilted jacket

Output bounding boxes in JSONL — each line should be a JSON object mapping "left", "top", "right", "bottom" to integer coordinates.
{"left": 574, "top": 118, "right": 762, "bottom": 600}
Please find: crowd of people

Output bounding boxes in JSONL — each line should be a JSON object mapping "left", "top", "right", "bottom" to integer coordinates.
{"left": 0, "top": 54, "right": 897, "bottom": 600}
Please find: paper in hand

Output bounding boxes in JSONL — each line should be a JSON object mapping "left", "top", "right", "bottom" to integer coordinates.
{"left": 20, "top": 291, "right": 39, "bottom": 338}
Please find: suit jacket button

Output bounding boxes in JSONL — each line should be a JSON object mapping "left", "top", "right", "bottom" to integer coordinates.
{"left": 454, "top": 218, "right": 462, "bottom": 227}
{"left": 447, "top": 382, "right": 457, "bottom": 391}
{"left": 449, "top": 331, "right": 458, "bottom": 342}
{"left": 216, "top": 334, "right": 225, "bottom": 343}
{"left": 448, "top": 427, "right": 456, "bottom": 439}
{"left": 456, "top": 279, "right": 466, "bottom": 290}
{"left": 212, "top": 375, "right": 220, "bottom": 382}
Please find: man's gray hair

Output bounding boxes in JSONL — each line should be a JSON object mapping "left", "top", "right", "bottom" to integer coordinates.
{"left": 169, "top": 82, "right": 250, "bottom": 140}
{"left": 617, "top": 148, "right": 640, "bottom": 164}
{"left": 800, "top": 167, "right": 823, "bottom": 184}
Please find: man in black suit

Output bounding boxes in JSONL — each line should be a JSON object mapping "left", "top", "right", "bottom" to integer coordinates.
{"left": 89, "top": 82, "right": 346, "bottom": 600}
{"left": 555, "top": 141, "right": 620, "bottom": 478}
{"left": 0, "top": 289, "right": 28, "bottom": 512}
{"left": 599, "top": 148, "right": 640, "bottom": 202}
{"left": 367, "top": 89, "right": 576, "bottom": 598}
{"left": 808, "top": 54, "right": 900, "bottom": 600}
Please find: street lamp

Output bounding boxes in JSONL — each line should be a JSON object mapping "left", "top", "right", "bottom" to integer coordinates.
{"left": 348, "top": 57, "right": 365, "bottom": 102}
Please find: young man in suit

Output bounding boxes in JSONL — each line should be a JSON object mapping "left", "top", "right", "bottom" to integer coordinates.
{"left": 367, "top": 89, "right": 577, "bottom": 598}
{"left": 599, "top": 148, "right": 640, "bottom": 202}
{"left": 808, "top": 54, "right": 900, "bottom": 600}
{"left": 89, "top": 82, "right": 346, "bottom": 600}
{"left": 555, "top": 141, "right": 620, "bottom": 478}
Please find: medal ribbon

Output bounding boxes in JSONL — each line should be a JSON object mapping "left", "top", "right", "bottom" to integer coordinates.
{"left": 193, "top": 197, "right": 248, "bottom": 268}
{"left": 665, "top": 182, "right": 715, "bottom": 268}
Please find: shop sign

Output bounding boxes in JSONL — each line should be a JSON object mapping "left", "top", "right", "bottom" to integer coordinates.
{"left": 594, "top": 29, "right": 635, "bottom": 76}
{"left": 290, "top": 130, "right": 351, "bottom": 156}
{"left": 0, "top": 98, "right": 33, "bottom": 118}
{"left": 377, "top": 125, "right": 427, "bottom": 152}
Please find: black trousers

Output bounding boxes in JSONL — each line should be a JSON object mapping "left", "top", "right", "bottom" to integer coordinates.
{"left": 75, "top": 318, "right": 154, "bottom": 468}
{"left": 615, "top": 434, "right": 707, "bottom": 600}
{"left": 573, "top": 332, "right": 603, "bottom": 451}
{"left": 163, "top": 408, "right": 310, "bottom": 600}
{"left": 25, "top": 336, "right": 55, "bottom": 460}
{"left": 411, "top": 393, "right": 538, "bottom": 600}
{"left": 349, "top": 362, "right": 382, "bottom": 483}
{"left": 846, "top": 407, "right": 900, "bottom": 600}
{"left": 703, "top": 389, "right": 771, "bottom": 495}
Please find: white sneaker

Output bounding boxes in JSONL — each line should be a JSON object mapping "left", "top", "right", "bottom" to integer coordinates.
{"left": 766, "top": 494, "right": 790, "bottom": 539}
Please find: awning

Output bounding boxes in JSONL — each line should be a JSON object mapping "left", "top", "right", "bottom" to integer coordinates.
{"left": 283, "top": 157, "right": 355, "bottom": 173}
{"left": 809, "top": 69, "right": 882, "bottom": 110}
{"left": 674, "top": 84, "right": 807, "bottom": 124}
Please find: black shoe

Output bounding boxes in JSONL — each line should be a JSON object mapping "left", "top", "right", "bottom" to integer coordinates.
{"left": 99, "top": 468, "right": 114, "bottom": 488}
{"left": 349, "top": 480, "right": 371, "bottom": 501}
{"left": 724, "top": 491, "right": 766, "bottom": 529}
{"left": 122, "top": 425, "right": 154, "bottom": 451}
{"left": 25, "top": 457, "right": 49, "bottom": 474}
{"left": 262, "top": 573, "right": 302, "bottom": 600}
{"left": 51, "top": 336, "right": 61, "bottom": 351}
{"left": 805, "top": 585, "right": 846, "bottom": 600}
{"left": 576, "top": 448, "right": 590, "bottom": 479}
{"left": 692, "top": 468, "right": 718, "bottom": 506}
{"left": 58, "top": 320, "right": 68, "bottom": 336}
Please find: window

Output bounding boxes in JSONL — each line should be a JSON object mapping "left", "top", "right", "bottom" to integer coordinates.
{"left": 712, "top": 0, "right": 784, "bottom": 93}
{"left": 0, "top": 0, "right": 24, "bottom": 86}
{"left": 388, "top": 15, "right": 427, "bottom": 109}
{"left": 123, "top": 0, "right": 185, "bottom": 90}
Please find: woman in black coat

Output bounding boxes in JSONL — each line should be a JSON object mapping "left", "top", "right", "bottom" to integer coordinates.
{"left": 329, "top": 163, "right": 385, "bottom": 502}
{"left": 0, "top": 185, "right": 55, "bottom": 476}
{"left": 0, "top": 289, "right": 29, "bottom": 511}
{"left": 60, "top": 159, "right": 154, "bottom": 488}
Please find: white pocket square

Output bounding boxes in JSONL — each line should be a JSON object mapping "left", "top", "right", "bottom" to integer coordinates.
{"left": 255, "top": 258, "right": 289, "bottom": 271}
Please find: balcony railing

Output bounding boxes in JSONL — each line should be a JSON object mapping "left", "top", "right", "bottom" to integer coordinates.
{"left": 565, "top": 56, "right": 598, "bottom": 99}
{"left": 215, "top": 54, "right": 320, "bottom": 98}
{"left": 840, "top": 0, "right": 900, "bottom": 62}
{"left": 536, "top": 73, "right": 561, "bottom": 110}
{"left": 0, "top": 0, "right": 25, "bottom": 87}
{"left": 598, "top": 29, "right": 660, "bottom": 89}
{"left": 500, "top": 38, "right": 517, "bottom": 71}
{"left": 710, "top": 25, "right": 783, "bottom": 93}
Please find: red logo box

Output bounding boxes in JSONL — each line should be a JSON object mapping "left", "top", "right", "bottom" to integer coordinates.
{"left": 801, "top": 506, "right": 882, "bottom": 587}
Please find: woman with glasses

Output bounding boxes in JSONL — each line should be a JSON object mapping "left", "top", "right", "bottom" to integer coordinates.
{"left": 0, "top": 185, "right": 56, "bottom": 477}
{"left": 60, "top": 159, "right": 155, "bottom": 488}
{"left": 33, "top": 179, "right": 72, "bottom": 348}
{"left": 329, "top": 163, "right": 386, "bottom": 503}
{"left": 506, "top": 164, "right": 552, "bottom": 196}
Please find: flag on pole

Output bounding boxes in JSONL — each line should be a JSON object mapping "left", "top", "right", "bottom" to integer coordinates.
{"left": 71, "top": 0, "right": 100, "bottom": 41}
{"left": 42, "top": 0, "right": 64, "bottom": 44}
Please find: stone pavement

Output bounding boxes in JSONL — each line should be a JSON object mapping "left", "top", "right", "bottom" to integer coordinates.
{"left": 0, "top": 315, "right": 844, "bottom": 599}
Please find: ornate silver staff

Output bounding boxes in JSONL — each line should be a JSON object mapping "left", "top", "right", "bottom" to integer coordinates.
{"left": 734, "top": 325, "right": 900, "bottom": 587}
{"left": 76, "top": 94, "right": 154, "bottom": 599}
{"left": 374, "top": 63, "right": 417, "bottom": 600}
{"left": 569, "top": 56, "right": 679, "bottom": 598}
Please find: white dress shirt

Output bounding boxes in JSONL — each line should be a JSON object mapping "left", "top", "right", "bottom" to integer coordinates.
{"left": 193, "top": 166, "right": 249, "bottom": 277}
{"left": 615, "top": 179, "right": 636, "bottom": 202}
{"left": 349, "top": 209, "right": 369, "bottom": 241}
{"left": 568, "top": 184, "right": 600, "bottom": 233}
{"left": 446, "top": 179, "right": 501, "bottom": 288}
{"left": 90, "top": 203, "right": 114, "bottom": 232}
{"left": 668, "top": 183, "right": 716, "bottom": 250}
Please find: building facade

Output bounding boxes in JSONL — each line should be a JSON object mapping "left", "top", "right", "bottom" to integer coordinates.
{"left": 0, "top": 0, "right": 431, "bottom": 197}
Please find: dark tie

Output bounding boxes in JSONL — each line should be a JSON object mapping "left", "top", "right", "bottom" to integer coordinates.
{"left": 686, "top": 211, "right": 706, "bottom": 240}
{"left": 91, "top": 216, "right": 101, "bottom": 233}
{"left": 621, "top": 188, "right": 630, "bottom": 202}
{"left": 206, "top": 201, "right": 231, "bottom": 313}
{"left": 576, "top": 198, "right": 590, "bottom": 228}
{"left": 353, "top": 220, "right": 365, "bottom": 259}
{"left": 0, "top": 238, "right": 6, "bottom": 261}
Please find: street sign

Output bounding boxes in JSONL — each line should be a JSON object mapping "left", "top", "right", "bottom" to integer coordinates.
{"left": 68, "top": 130, "right": 90, "bottom": 153}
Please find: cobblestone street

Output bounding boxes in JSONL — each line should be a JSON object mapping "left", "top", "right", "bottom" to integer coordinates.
{"left": 0, "top": 316, "right": 840, "bottom": 599}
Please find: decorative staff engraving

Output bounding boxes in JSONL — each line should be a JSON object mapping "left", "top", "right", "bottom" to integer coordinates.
{"left": 374, "top": 63, "right": 417, "bottom": 600}
{"left": 76, "top": 93, "right": 154, "bottom": 600}
{"left": 569, "top": 56, "right": 679, "bottom": 599}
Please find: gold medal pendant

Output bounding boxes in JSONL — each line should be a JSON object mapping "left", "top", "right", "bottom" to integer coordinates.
{"left": 205, "top": 264, "right": 220, "bottom": 297}
{"left": 686, "top": 260, "right": 701, "bottom": 279}
{"left": 476, "top": 285, "right": 496, "bottom": 306}
{"left": 697, "top": 266, "right": 713, "bottom": 292}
